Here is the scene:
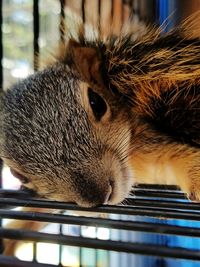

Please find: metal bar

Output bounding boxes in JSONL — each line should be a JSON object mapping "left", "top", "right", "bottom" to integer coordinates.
{"left": 2, "top": 197, "right": 200, "bottom": 221}
{"left": 81, "top": 0, "right": 85, "bottom": 23}
{"left": 94, "top": 227, "right": 98, "bottom": 267}
{"left": 0, "top": 0, "right": 3, "bottom": 256}
{"left": 0, "top": 189, "right": 36, "bottom": 199}
{"left": 0, "top": 255, "right": 58, "bottom": 267}
{"left": 32, "top": 242, "right": 37, "bottom": 263}
{"left": 2, "top": 209, "right": 200, "bottom": 238}
{"left": 135, "top": 184, "right": 179, "bottom": 190}
{"left": 0, "top": 188, "right": 186, "bottom": 200}
{"left": 1, "top": 228, "right": 200, "bottom": 261}
{"left": 59, "top": 0, "right": 66, "bottom": 43}
{"left": 133, "top": 189, "right": 186, "bottom": 199}
{"left": 125, "top": 198, "right": 197, "bottom": 210}
{"left": 0, "top": 0, "right": 3, "bottom": 89}
{"left": 98, "top": 0, "right": 101, "bottom": 33}
{"left": 33, "top": 0, "right": 40, "bottom": 71}
{"left": 0, "top": 0, "right": 3, "bottom": 192}
{"left": 33, "top": 2, "right": 40, "bottom": 261}
{"left": 79, "top": 225, "right": 83, "bottom": 267}
{"left": 58, "top": 224, "right": 63, "bottom": 267}
{"left": 0, "top": 161, "right": 2, "bottom": 196}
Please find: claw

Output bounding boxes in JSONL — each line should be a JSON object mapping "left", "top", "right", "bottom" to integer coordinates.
{"left": 188, "top": 191, "right": 198, "bottom": 202}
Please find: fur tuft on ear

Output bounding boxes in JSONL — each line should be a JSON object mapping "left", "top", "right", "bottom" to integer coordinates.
{"left": 62, "top": 39, "right": 104, "bottom": 87}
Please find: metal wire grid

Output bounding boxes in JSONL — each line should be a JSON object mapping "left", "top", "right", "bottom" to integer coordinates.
{"left": 1, "top": 184, "right": 200, "bottom": 267}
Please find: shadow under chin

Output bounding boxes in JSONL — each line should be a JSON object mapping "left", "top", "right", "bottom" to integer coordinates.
{"left": 20, "top": 186, "right": 38, "bottom": 197}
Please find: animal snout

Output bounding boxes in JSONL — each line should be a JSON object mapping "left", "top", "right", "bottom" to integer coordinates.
{"left": 74, "top": 175, "right": 114, "bottom": 207}
{"left": 81, "top": 184, "right": 113, "bottom": 207}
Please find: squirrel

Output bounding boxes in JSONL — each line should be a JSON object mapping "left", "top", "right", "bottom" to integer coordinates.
{"left": 1, "top": 17, "right": 200, "bottom": 209}
{"left": 2, "top": 14, "right": 200, "bottom": 255}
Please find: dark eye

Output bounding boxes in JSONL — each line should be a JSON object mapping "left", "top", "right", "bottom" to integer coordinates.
{"left": 88, "top": 88, "right": 107, "bottom": 121}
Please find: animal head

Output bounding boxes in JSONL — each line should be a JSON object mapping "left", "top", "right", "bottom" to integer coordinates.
{"left": 0, "top": 39, "right": 135, "bottom": 207}
{"left": 2, "top": 18, "right": 200, "bottom": 207}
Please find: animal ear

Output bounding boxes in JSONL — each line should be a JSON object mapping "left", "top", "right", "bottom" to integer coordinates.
{"left": 66, "top": 40, "right": 103, "bottom": 86}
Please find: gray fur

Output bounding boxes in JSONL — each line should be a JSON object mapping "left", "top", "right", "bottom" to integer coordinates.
{"left": 2, "top": 63, "right": 98, "bottom": 171}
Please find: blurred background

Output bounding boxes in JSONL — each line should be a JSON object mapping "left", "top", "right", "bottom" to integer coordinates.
{"left": 2, "top": 1, "right": 200, "bottom": 267}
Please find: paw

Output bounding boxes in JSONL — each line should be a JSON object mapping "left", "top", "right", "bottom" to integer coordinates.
{"left": 187, "top": 184, "right": 200, "bottom": 202}
{"left": 188, "top": 191, "right": 199, "bottom": 202}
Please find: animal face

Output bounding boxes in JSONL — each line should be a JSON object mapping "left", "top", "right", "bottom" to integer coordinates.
{"left": 4, "top": 23, "right": 200, "bottom": 207}
{"left": 0, "top": 62, "right": 134, "bottom": 207}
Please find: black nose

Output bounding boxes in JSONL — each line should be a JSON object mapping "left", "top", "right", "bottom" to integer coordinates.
{"left": 73, "top": 174, "right": 113, "bottom": 207}
{"left": 79, "top": 185, "right": 112, "bottom": 207}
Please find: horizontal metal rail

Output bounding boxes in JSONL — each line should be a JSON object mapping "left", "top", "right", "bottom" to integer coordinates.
{"left": 2, "top": 209, "right": 200, "bottom": 238}
{"left": 1, "top": 228, "right": 200, "bottom": 261}
{"left": 1, "top": 201, "right": 200, "bottom": 221}
{"left": 1, "top": 185, "right": 200, "bottom": 263}
{"left": 0, "top": 256, "right": 56, "bottom": 267}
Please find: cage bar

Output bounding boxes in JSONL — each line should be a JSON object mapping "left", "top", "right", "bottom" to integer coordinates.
{"left": 2, "top": 228, "right": 200, "bottom": 261}
{"left": 81, "top": 0, "right": 85, "bottom": 23}
{"left": 59, "top": 0, "right": 66, "bottom": 43}
{"left": 0, "top": 0, "right": 3, "bottom": 256}
{"left": 33, "top": 0, "right": 40, "bottom": 71}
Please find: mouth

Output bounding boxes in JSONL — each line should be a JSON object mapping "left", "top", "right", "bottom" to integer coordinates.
{"left": 20, "top": 185, "right": 38, "bottom": 197}
{"left": 9, "top": 168, "right": 38, "bottom": 197}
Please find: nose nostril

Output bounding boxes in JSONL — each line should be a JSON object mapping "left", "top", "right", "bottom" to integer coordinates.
{"left": 104, "top": 180, "right": 114, "bottom": 204}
